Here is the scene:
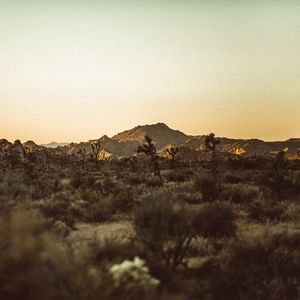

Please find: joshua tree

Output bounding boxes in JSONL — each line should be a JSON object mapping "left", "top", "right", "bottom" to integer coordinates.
{"left": 274, "top": 149, "right": 287, "bottom": 177}
{"left": 166, "top": 146, "right": 179, "bottom": 169}
{"left": 91, "top": 140, "right": 101, "bottom": 169}
{"left": 205, "top": 133, "right": 220, "bottom": 176}
{"left": 54, "top": 146, "right": 69, "bottom": 168}
{"left": 138, "top": 135, "right": 161, "bottom": 179}
{"left": 271, "top": 148, "right": 288, "bottom": 199}
{"left": 77, "top": 148, "right": 86, "bottom": 172}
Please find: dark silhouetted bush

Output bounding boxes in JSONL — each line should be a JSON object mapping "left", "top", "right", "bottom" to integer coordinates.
{"left": 211, "top": 231, "right": 300, "bottom": 300}
{"left": 194, "top": 175, "right": 220, "bottom": 202}
{"left": 193, "top": 202, "right": 237, "bottom": 239}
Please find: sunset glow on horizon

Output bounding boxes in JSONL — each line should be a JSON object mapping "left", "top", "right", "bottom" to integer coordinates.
{"left": 1, "top": 0, "right": 300, "bottom": 144}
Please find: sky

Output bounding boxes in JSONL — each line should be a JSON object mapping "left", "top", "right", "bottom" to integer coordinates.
{"left": 1, "top": 0, "right": 300, "bottom": 143}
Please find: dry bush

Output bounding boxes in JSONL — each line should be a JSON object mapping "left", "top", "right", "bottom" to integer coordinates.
{"left": 134, "top": 192, "right": 195, "bottom": 269}
{"left": 0, "top": 210, "right": 160, "bottom": 300}
{"left": 82, "top": 195, "right": 115, "bottom": 222}
{"left": 146, "top": 176, "right": 163, "bottom": 187}
{"left": 219, "top": 184, "right": 258, "bottom": 204}
{"left": 193, "top": 202, "right": 237, "bottom": 240}
{"left": 194, "top": 175, "right": 221, "bottom": 202}
{"left": 210, "top": 230, "right": 300, "bottom": 300}
{"left": 223, "top": 171, "right": 243, "bottom": 184}
{"left": 247, "top": 198, "right": 287, "bottom": 222}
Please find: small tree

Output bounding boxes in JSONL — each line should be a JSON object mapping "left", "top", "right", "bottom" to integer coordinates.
{"left": 205, "top": 133, "right": 220, "bottom": 176}
{"left": 137, "top": 136, "right": 161, "bottom": 179}
{"left": 166, "top": 146, "right": 179, "bottom": 169}
{"left": 91, "top": 140, "right": 101, "bottom": 169}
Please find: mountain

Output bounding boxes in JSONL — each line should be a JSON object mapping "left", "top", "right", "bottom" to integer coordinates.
{"left": 112, "top": 123, "right": 189, "bottom": 149}
{"left": 1, "top": 123, "right": 300, "bottom": 160}
{"left": 64, "top": 123, "right": 190, "bottom": 158}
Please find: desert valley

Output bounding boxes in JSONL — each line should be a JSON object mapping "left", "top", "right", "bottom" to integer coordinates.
{"left": 1, "top": 123, "right": 300, "bottom": 299}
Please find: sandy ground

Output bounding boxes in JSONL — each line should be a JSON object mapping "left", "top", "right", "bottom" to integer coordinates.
{"left": 68, "top": 220, "right": 135, "bottom": 245}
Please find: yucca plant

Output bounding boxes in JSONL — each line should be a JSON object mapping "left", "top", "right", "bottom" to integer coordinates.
{"left": 91, "top": 140, "right": 101, "bottom": 169}
{"left": 137, "top": 136, "right": 161, "bottom": 179}
{"left": 166, "top": 146, "right": 179, "bottom": 169}
{"left": 205, "top": 133, "right": 220, "bottom": 176}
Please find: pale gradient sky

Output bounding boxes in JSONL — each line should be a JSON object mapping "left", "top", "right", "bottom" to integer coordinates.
{"left": 1, "top": 0, "right": 300, "bottom": 143}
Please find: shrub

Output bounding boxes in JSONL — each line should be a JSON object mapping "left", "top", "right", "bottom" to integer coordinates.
{"left": 70, "top": 174, "right": 84, "bottom": 189}
{"left": 220, "top": 184, "right": 258, "bottom": 204}
{"left": 247, "top": 199, "right": 286, "bottom": 222}
{"left": 81, "top": 188, "right": 99, "bottom": 203}
{"left": 284, "top": 203, "right": 300, "bottom": 223}
{"left": 125, "top": 173, "right": 147, "bottom": 185}
{"left": 83, "top": 196, "right": 115, "bottom": 222}
{"left": 134, "top": 193, "right": 195, "bottom": 269}
{"left": 194, "top": 175, "right": 220, "bottom": 202}
{"left": 146, "top": 176, "right": 163, "bottom": 187}
{"left": 211, "top": 231, "right": 300, "bottom": 299}
{"left": 193, "top": 202, "right": 237, "bottom": 239}
{"left": 223, "top": 171, "right": 243, "bottom": 184}
{"left": 112, "top": 189, "right": 133, "bottom": 213}
{"left": 0, "top": 209, "right": 143, "bottom": 300}
{"left": 165, "top": 170, "right": 193, "bottom": 183}
{"left": 38, "top": 192, "right": 76, "bottom": 228}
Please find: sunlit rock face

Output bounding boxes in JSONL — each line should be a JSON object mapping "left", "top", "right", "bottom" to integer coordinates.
{"left": 99, "top": 148, "right": 113, "bottom": 160}
{"left": 23, "top": 140, "right": 42, "bottom": 154}
{"left": 234, "top": 147, "right": 247, "bottom": 155}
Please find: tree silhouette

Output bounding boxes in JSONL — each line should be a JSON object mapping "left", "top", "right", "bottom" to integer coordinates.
{"left": 166, "top": 146, "right": 179, "bottom": 169}
{"left": 91, "top": 140, "right": 101, "bottom": 169}
{"left": 138, "top": 135, "right": 161, "bottom": 179}
{"left": 77, "top": 148, "right": 86, "bottom": 172}
{"left": 205, "top": 133, "right": 220, "bottom": 176}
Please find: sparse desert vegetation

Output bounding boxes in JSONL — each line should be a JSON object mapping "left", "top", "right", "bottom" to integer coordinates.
{"left": 1, "top": 128, "right": 300, "bottom": 300}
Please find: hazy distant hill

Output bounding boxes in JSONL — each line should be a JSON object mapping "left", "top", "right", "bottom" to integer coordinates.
{"left": 41, "top": 142, "right": 69, "bottom": 148}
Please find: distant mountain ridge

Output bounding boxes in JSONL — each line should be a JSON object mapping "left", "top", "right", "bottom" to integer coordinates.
{"left": 1, "top": 123, "right": 300, "bottom": 160}
{"left": 62, "top": 123, "right": 299, "bottom": 159}
{"left": 41, "top": 142, "right": 70, "bottom": 148}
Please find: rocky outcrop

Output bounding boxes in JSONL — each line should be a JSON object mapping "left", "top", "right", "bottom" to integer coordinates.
{"left": 2, "top": 123, "right": 300, "bottom": 161}
{"left": 12, "top": 140, "right": 26, "bottom": 161}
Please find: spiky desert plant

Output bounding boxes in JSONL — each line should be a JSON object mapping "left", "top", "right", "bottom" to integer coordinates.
{"left": 91, "top": 140, "right": 101, "bottom": 169}
{"left": 166, "top": 146, "right": 179, "bottom": 169}
{"left": 137, "top": 136, "right": 161, "bottom": 179}
{"left": 205, "top": 133, "right": 220, "bottom": 176}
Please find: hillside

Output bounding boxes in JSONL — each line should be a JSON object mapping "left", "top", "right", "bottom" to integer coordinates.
{"left": 112, "top": 123, "right": 189, "bottom": 149}
{"left": 1, "top": 123, "right": 300, "bottom": 160}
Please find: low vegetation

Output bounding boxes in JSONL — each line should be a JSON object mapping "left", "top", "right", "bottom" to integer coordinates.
{"left": 0, "top": 134, "right": 300, "bottom": 299}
